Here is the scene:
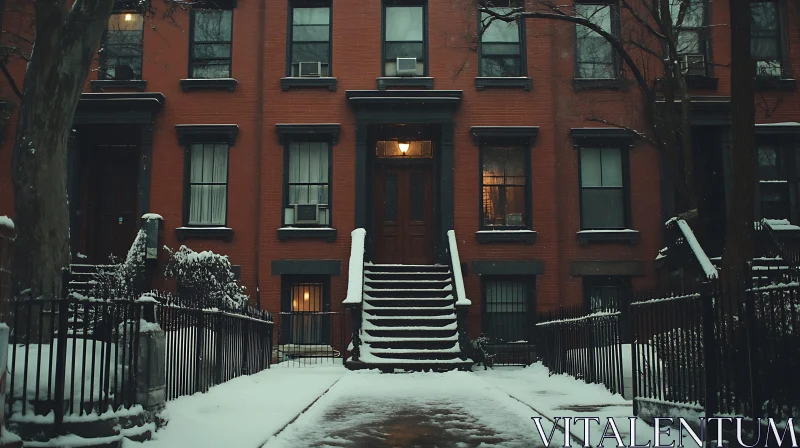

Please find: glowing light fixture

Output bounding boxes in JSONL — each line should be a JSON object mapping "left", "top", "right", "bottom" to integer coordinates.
{"left": 398, "top": 141, "right": 410, "bottom": 154}
{"left": 124, "top": 13, "right": 133, "bottom": 21}
{"left": 303, "top": 290, "right": 310, "bottom": 301}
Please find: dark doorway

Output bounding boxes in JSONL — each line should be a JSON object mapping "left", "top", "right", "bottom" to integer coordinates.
{"left": 84, "top": 128, "right": 141, "bottom": 264}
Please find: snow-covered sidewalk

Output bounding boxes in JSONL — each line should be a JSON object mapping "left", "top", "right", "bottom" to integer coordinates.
{"left": 125, "top": 365, "right": 344, "bottom": 448}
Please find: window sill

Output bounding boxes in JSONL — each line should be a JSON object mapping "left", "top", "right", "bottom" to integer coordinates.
{"left": 475, "top": 77, "right": 532, "bottom": 91}
{"left": 280, "top": 77, "right": 337, "bottom": 92}
{"left": 376, "top": 77, "right": 434, "bottom": 90}
{"left": 654, "top": 76, "right": 719, "bottom": 91}
{"left": 175, "top": 227, "right": 234, "bottom": 242}
{"left": 90, "top": 80, "right": 147, "bottom": 92}
{"left": 277, "top": 227, "right": 337, "bottom": 242}
{"left": 577, "top": 229, "right": 639, "bottom": 245}
{"left": 475, "top": 230, "right": 537, "bottom": 244}
{"left": 572, "top": 78, "right": 628, "bottom": 91}
{"left": 180, "top": 78, "right": 238, "bottom": 92}
{"left": 755, "top": 77, "right": 796, "bottom": 91}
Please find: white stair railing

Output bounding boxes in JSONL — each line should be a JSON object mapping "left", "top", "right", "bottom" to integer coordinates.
{"left": 343, "top": 228, "right": 366, "bottom": 306}
{"left": 447, "top": 230, "right": 471, "bottom": 306}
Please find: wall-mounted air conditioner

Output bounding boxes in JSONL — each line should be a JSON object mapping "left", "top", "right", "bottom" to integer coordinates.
{"left": 299, "top": 62, "right": 322, "bottom": 77}
{"left": 294, "top": 203, "right": 326, "bottom": 225}
{"left": 680, "top": 54, "right": 706, "bottom": 76}
{"left": 396, "top": 57, "right": 417, "bottom": 76}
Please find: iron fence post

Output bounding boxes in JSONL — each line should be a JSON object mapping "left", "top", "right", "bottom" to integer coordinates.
{"left": 743, "top": 285, "right": 761, "bottom": 422}
{"left": 53, "top": 268, "right": 71, "bottom": 428}
{"left": 701, "top": 282, "right": 718, "bottom": 419}
{"left": 241, "top": 318, "right": 250, "bottom": 375}
{"left": 194, "top": 311, "right": 205, "bottom": 393}
{"left": 215, "top": 314, "right": 224, "bottom": 384}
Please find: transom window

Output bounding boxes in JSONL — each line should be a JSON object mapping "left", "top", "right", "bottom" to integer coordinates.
{"left": 375, "top": 140, "right": 433, "bottom": 158}
{"left": 188, "top": 143, "right": 229, "bottom": 226}
{"left": 190, "top": 9, "right": 233, "bottom": 78}
{"left": 580, "top": 147, "right": 627, "bottom": 229}
{"left": 751, "top": 1, "right": 783, "bottom": 77}
{"left": 289, "top": 6, "right": 331, "bottom": 77}
{"left": 101, "top": 13, "right": 144, "bottom": 80}
{"left": 284, "top": 142, "right": 331, "bottom": 227}
{"left": 575, "top": 3, "right": 616, "bottom": 79}
{"left": 383, "top": 4, "right": 426, "bottom": 76}
{"left": 481, "top": 146, "right": 528, "bottom": 229}
{"left": 479, "top": 2, "right": 523, "bottom": 77}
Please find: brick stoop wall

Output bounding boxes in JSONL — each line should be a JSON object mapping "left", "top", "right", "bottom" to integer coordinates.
{"left": 7, "top": 408, "right": 157, "bottom": 447}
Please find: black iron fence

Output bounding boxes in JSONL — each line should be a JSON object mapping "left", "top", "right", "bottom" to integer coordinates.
{"left": 6, "top": 297, "right": 144, "bottom": 425}
{"left": 160, "top": 304, "right": 273, "bottom": 400}
{"left": 536, "top": 305, "right": 626, "bottom": 396}
{"left": 275, "top": 311, "right": 346, "bottom": 367}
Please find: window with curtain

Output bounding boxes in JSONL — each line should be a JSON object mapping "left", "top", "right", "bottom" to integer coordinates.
{"left": 284, "top": 142, "right": 330, "bottom": 226}
{"left": 383, "top": 4, "right": 425, "bottom": 76}
{"left": 101, "top": 13, "right": 144, "bottom": 80}
{"left": 290, "top": 6, "right": 331, "bottom": 76}
{"left": 483, "top": 278, "right": 531, "bottom": 344}
{"left": 188, "top": 143, "right": 229, "bottom": 226}
{"left": 190, "top": 10, "right": 233, "bottom": 78}
{"left": 669, "top": 0, "right": 707, "bottom": 75}
{"left": 575, "top": 3, "right": 616, "bottom": 79}
{"left": 750, "top": 1, "right": 782, "bottom": 76}
{"left": 758, "top": 145, "right": 791, "bottom": 220}
{"left": 479, "top": 5, "right": 522, "bottom": 77}
{"left": 481, "top": 146, "right": 528, "bottom": 228}
{"left": 580, "top": 147, "right": 626, "bottom": 229}
{"left": 583, "top": 276, "right": 630, "bottom": 312}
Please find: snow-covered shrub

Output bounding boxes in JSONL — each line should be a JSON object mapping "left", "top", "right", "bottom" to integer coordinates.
{"left": 90, "top": 228, "right": 147, "bottom": 299}
{"left": 163, "top": 245, "right": 248, "bottom": 310}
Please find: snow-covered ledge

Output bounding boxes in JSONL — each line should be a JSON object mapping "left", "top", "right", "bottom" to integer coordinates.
{"left": 343, "top": 228, "right": 366, "bottom": 306}
{"left": 447, "top": 230, "right": 471, "bottom": 306}
{"left": 576, "top": 229, "right": 639, "bottom": 245}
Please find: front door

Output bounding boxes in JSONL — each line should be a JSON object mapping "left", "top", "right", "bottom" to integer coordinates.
{"left": 88, "top": 145, "right": 139, "bottom": 263}
{"left": 374, "top": 165, "right": 435, "bottom": 264}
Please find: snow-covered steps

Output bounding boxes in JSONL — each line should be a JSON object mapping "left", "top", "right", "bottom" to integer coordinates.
{"left": 348, "top": 263, "right": 471, "bottom": 372}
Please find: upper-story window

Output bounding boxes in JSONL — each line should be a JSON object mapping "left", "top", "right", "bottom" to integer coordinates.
{"left": 383, "top": 2, "right": 426, "bottom": 76}
{"left": 758, "top": 145, "right": 791, "bottom": 220}
{"left": 284, "top": 142, "right": 331, "bottom": 227}
{"left": 574, "top": 2, "right": 617, "bottom": 79}
{"left": 479, "top": 1, "right": 524, "bottom": 77}
{"left": 100, "top": 13, "right": 144, "bottom": 80}
{"left": 289, "top": 5, "right": 332, "bottom": 77}
{"left": 670, "top": 0, "right": 708, "bottom": 76}
{"left": 190, "top": 9, "right": 233, "bottom": 78}
{"left": 751, "top": 1, "right": 786, "bottom": 78}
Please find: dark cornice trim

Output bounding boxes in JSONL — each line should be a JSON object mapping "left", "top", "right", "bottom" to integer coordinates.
{"left": 180, "top": 78, "right": 238, "bottom": 92}
{"left": 276, "top": 123, "right": 341, "bottom": 144}
{"left": 376, "top": 77, "right": 434, "bottom": 90}
{"left": 570, "top": 127, "right": 636, "bottom": 149}
{"left": 280, "top": 77, "right": 338, "bottom": 92}
{"left": 175, "top": 227, "right": 234, "bottom": 242}
{"left": 572, "top": 78, "right": 629, "bottom": 91}
{"left": 271, "top": 259, "right": 341, "bottom": 275}
{"left": 90, "top": 80, "right": 147, "bottom": 92}
{"left": 471, "top": 126, "right": 539, "bottom": 146}
{"left": 756, "top": 123, "right": 800, "bottom": 136}
{"left": 175, "top": 124, "right": 239, "bottom": 146}
{"left": 576, "top": 230, "right": 639, "bottom": 245}
{"left": 475, "top": 230, "right": 537, "bottom": 244}
{"left": 755, "top": 77, "right": 796, "bottom": 91}
{"left": 471, "top": 260, "right": 544, "bottom": 275}
{"left": 277, "top": 227, "right": 337, "bottom": 242}
{"left": 77, "top": 92, "right": 165, "bottom": 111}
{"left": 346, "top": 90, "right": 462, "bottom": 109}
{"left": 475, "top": 77, "right": 532, "bottom": 91}
{"left": 569, "top": 260, "right": 646, "bottom": 276}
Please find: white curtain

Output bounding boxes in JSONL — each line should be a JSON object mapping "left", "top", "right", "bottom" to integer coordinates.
{"left": 289, "top": 142, "right": 329, "bottom": 205}
{"left": 189, "top": 143, "right": 228, "bottom": 225}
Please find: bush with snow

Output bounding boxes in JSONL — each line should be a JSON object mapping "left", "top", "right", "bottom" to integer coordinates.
{"left": 164, "top": 245, "right": 248, "bottom": 310}
{"left": 90, "top": 228, "right": 147, "bottom": 299}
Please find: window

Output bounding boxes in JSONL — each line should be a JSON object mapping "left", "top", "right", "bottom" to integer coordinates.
{"left": 758, "top": 145, "right": 791, "bottom": 220}
{"left": 187, "top": 143, "right": 229, "bottom": 226}
{"left": 750, "top": 1, "right": 783, "bottom": 77}
{"left": 482, "top": 277, "right": 534, "bottom": 349}
{"left": 481, "top": 146, "right": 529, "bottom": 229}
{"left": 670, "top": 0, "right": 708, "bottom": 76}
{"left": 100, "top": 13, "right": 144, "bottom": 80}
{"left": 281, "top": 277, "right": 330, "bottom": 345}
{"left": 284, "top": 142, "right": 331, "bottom": 227}
{"left": 190, "top": 10, "right": 233, "bottom": 78}
{"left": 575, "top": 3, "right": 616, "bottom": 79}
{"left": 383, "top": 3, "right": 425, "bottom": 76}
{"left": 583, "top": 276, "right": 630, "bottom": 312}
{"left": 479, "top": 2, "right": 523, "bottom": 77}
{"left": 289, "top": 5, "right": 331, "bottom": 77}
{"left": 580, "top": 147, "right": 627, "bottom": 229}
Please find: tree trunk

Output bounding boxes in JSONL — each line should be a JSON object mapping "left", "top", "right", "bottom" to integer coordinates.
{"left": 721, "top": 0, "right": 755, "bottom": 292}
{"left": 10, "top": 0, "right": 114, "bottom": 300}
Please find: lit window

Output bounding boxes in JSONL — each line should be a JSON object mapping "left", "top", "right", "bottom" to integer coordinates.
{"left": 481, "top": 146, "right": 528, "bottom": 228}
{"left": 101, "top": 13, "right": 144, "bottom": 80}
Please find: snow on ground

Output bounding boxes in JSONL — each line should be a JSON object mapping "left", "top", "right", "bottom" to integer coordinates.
{"left": 125, "top": 365, "right": 344, "bottom": 448}
{"left": 263, "top": 369, "right": 564, "bottom": 448}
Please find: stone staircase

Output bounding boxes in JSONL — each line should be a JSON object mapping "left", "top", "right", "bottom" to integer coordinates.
{"left": 67, "top": 264, "right": 115, "bottom": 297}
{"left": 353, "top": 263, "right": 471, "bottom": 371}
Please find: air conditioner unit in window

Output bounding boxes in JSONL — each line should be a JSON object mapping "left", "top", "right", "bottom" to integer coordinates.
{"left": 294, "top": 203, "right": 326, "bottom": 225}
{"left": 506, "top": 213, "right": 523, "bottom": 226}
{"left": 680, "top": 54, "right": 706, "bottom": 76}
{"left": 756, "top": 60, "right": 782, "bottom": 78}
{"left": 396, "top": 57, "right": 418, "bottom": 76}
{"left": 299, "top": 62, "right": 322, "bottom": 77}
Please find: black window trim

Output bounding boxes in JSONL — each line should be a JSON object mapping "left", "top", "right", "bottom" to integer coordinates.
{"left": 285, "top": 0, "right": 333, "bottom": 78}
{"left": 277, "top": 124, "right": 340, "bottom": 241}
{"left": 186, "top": 7, "right": 235, "bottom": 86}
{"left": 572, "top": 0, "right": 623, "bottom": 89}
{"left": 98, "top": 11, "right": 145, "bottom": 83}
{"left": 755, "top": 128, "right": 800, "bottom": 223}
{"left": 480, "top": 274, "right": 537, "bottom": 346}
{"left": 279, "top": 274, "right": 332, "bottom": 345}
{"left": 476, "top": 1, "right": 528, "bottom": 81}
{"left": 381, "top": 0, "right": 429, "bottom": 77}
{"left": 751, "top": 0, "right": 796, "bottom": 90}
{"left": 175, "top": 124, "right": 238, "bottom": 241}
{"left": 473, "top": 126, "right": 538, "bottom": 235}
{"left": 572, "top": 127, "right": 637, "bottom": 244}
{"left": 582, "top": 275, "right": 631, "bottom": 312}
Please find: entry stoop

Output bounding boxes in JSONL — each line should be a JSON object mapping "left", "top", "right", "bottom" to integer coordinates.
{"left": 348, "top": 263, "right": 472, "bottom": 372}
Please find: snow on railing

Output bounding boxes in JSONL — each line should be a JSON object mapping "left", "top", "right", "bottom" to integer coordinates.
{"left": 447, "top": 230, "right": 471, "bottom": 306}
{"left": 667, "top": 217, "right": 718, "bottom": 279}
{"left": 343, "top": 228, "right": 367, "bottom": 305}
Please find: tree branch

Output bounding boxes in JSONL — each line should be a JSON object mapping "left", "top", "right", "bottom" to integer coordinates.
{"left": 587, "top": 117, "right": 656, "bottom": 146}
{"left": 0, "top": 60, "right": 22, "bottom": 98}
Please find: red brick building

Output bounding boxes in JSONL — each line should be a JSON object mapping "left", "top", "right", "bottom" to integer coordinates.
{"left": 1, "top": 0, "right": 799, "bottom": 366}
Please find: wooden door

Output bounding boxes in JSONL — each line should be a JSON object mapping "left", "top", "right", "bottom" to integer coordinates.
{"left": 374, "top": 165, "right": 434, "bottom": 264}
{"left": 89, "top": 146, "right": 139, "bottom": 263}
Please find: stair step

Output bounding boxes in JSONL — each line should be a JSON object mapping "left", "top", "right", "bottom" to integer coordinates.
{"left": 363, "top": 313, "right": 456, "bottom": 320}
{"left": 364, "top": 340, "right": 459, "bottom": 350}
{"left": 364, "top": 328, "right": 458, "bottom": 338}
{"left": 364, "top": 318, "right": 455, "bottom": 328}
{"left": 364, "top": 289, "right": 452, "bottom": 299}
{"left": 365, "top": 272, "right": 452, "bottom": 281}
{"left": 365, "top": 351, "right": 464, "bottom": 360}
{"left": 364, "top": 280, "right": 452, "bottom": 290}
{"left": 364, "top": 264, "right": 449, "bottom": 273}
{"left": 364, "top": 298, "right": 455, "bottom": 309}
{"left": 361, "top": 306, "right": 454, "bottom": 317}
